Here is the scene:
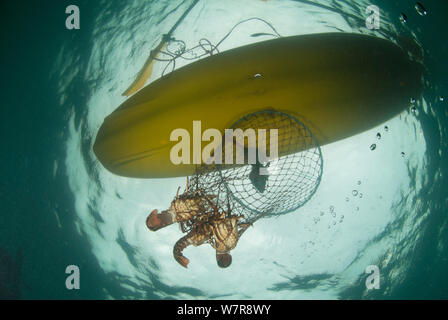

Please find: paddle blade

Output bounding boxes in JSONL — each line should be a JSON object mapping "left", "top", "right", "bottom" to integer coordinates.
{"left": 122, "top": 42, "right": 167, "bottom": 96}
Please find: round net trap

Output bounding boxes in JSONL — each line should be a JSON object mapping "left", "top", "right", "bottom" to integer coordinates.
{"left": 188, "top": 110, "right": 323, "bottom": 226}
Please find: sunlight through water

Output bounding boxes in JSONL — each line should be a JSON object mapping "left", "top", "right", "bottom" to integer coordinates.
{"left": 51, "top": 0, "right": 444, "bottom": 299}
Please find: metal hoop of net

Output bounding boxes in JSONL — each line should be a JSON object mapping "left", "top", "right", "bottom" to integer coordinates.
{"left": 189, "top": 109, "right": 323, "bottom": 226}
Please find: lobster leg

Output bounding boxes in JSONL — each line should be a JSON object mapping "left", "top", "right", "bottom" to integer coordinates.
{"left": 238, "top": 223, "right": 252, "bottom": 234}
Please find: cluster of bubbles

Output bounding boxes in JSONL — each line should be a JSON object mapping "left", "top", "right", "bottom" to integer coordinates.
{"left": 400, "top": 2, "right": 427, "bottom": 24}
{"left": 299, "top": 239, "right": 319, "bottom": 262}
{"left": 313, "top": 181, "right": 362, "bottom": 229}
{"left": 369, "top": 125, "right": 388, "bottom": 153}
{"left": 410, "top": 97, "right": 418, "bottom": 114}
{"left": 351, "top": 181, "right": 363, "bottom": 212}
{"left": 321, "top": 205, "right": 345, "bottom": 229}
{"left": 370, "top": 125, "right": 406, "bottom": 158}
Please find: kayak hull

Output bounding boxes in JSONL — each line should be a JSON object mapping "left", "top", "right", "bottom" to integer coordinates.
{"left": 93, "top": 33, "right": 423, "bottom": 178}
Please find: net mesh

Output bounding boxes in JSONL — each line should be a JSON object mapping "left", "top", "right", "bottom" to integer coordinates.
{"left": 185, "top": 110, "right": 323, "bottom": 229}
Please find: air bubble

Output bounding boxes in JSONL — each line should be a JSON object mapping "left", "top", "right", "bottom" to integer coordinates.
{"left": 415, "top": 2, "right": 427, "bottom": 16}
{"left": 399, "top": 13, "right": 407, "bottom": 23}
{"left": 352, "top": 190, "right": 358, "bottom": 196}
{"left": 370, "top": 144, "right": 376, "bottom": 151}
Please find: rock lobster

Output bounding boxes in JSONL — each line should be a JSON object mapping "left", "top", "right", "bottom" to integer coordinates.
{"left": 146, "top": 178, "right": 250, "bottom": 268}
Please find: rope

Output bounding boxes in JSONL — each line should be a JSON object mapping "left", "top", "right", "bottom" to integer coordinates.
{"left": 153, "top": 17, "right": 282, "bottom": 76}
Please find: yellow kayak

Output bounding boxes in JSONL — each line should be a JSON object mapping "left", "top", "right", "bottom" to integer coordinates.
{"left": 93, "top": 33, "right": 423, "bottom": 178}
